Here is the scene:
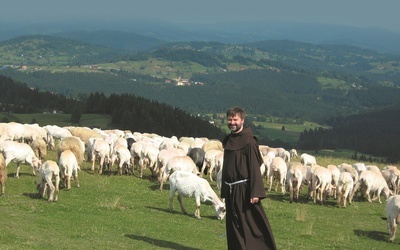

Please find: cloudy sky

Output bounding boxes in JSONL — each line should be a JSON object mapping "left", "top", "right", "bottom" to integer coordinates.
{"left": 2, "top": 0, "right": 400, "bottom": 33}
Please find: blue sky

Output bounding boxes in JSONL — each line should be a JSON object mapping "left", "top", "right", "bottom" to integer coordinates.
{"left": 2, "top": 0, "right": 400, "bottom": 33}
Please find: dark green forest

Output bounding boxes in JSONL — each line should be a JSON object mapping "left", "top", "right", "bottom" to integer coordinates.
{"left": 1, "top": 74, "right": 399, "bottom": 162}
{"left": 0, "top": 75, "right": 225, "bottom": 140}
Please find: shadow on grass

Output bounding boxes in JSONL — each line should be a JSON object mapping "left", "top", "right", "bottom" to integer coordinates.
{"left": 23, "top": 192, "right": 41, "bottom": 200}
{"left": 354, "top": 229, "right": 399, "bottom": 244}
{"left": 145, "top": 205, "right": 217, "bottom": 220}
{"left": 125, "top": 234, "right": 202, "bottom": 250}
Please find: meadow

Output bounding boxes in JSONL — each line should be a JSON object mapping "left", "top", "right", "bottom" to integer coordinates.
{"left": 1, "top": 147, "right": 399, "bottom": 250}
{"left": 0, "top": 114, "right": 398, "bottom": 249}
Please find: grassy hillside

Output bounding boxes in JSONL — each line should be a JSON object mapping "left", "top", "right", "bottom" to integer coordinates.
{"left": 1, "top": 147, "right": 398, "bottom": 249}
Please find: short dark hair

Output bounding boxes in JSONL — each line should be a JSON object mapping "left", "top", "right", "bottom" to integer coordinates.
{"left": 226, "top": 106, "right": 245, "bottom": 119}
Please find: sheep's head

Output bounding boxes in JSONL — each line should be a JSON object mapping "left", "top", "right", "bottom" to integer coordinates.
{"left": 216, "top": 204, "right": 226, "bottom": 220}
{"left": 32, "top": 157, "right": 42, "bottom": 170}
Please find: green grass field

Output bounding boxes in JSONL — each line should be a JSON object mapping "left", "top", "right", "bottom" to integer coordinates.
{"left": 1, "top": 146, "right": 399, "bottom": 249}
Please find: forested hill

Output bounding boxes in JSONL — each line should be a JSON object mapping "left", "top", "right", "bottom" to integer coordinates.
{"left": 0, "top": 75, "right": 225, "bottom": 140}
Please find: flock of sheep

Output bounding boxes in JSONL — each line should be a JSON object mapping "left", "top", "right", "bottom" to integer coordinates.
{"left": 0, "top": 121, "right": 399, "bottom": 242}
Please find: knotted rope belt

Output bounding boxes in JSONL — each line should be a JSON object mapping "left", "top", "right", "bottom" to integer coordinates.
{"left": 225, "top": 179, "right": 248, "bottom": 228}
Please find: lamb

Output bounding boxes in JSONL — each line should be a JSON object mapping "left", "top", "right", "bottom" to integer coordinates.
{"left": 300, "top": 153, "right": 317, "bottom": 166}
{"left": 268, "top": 156, "right": 287, "bottom": 194}
{"left": 159, "top": 155, "right": 199, "bottom": 191}
{"left": 0, "top": 153, "right": 6, "bottom": 196}
{"left": 169, "top": 171, "right": 226, "bottom": 220}
{"left": 0, "top": 140, "right": 41, "bottom": 178}
{"left": 286, "top": 162, "right": 303, "bottom": 203}
{"left": 353, "top": 169, "right": 392, "bottom": 203}
{"left": 337, "top": 171, "right": 354, "bottom": 208}
{"left": 312, "top": 165, "right": 332, "bottom": 205}
{"left": 385, "top": 195, "right": 400, "bottom": 242}
{"left": 36, "top": 160, "right": 60, "bottom": 202}
{"left": 58, "top": 150, "right": 80, "bottom": 190}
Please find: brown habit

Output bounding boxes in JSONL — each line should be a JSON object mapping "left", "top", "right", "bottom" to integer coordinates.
{"left": 221, "top": 126, "right": 277, "bottom": 250}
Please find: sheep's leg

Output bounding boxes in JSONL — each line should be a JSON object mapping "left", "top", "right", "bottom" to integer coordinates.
{"left": 54, "top": 175, "right": 60, "bottom": 202}
{"left": 289, "top": 183, "right": 294, "bottom": 203}
{"left": 15, "top": 163, "right": 21, "bottom": 178}
{"left": 177, "top": 195, "right": 187, "bottom": 214}
{"left": 365, "top": 187, "right": 372, "bottom": 202}
{"left": 0, "top": 181, "right": 4, "bottom": 196}
{"left": 388, "top": 219, "right": 397, "bottom": 242}
{"left": 194, "top": 196, "right": 201, "bottom": 219}
{"left": 268, "top": 175, "right": 273, "bottom": 192}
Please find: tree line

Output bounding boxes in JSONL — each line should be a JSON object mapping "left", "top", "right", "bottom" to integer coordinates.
{"left": 0, "top": 75, "right": 225, "bottom": 140}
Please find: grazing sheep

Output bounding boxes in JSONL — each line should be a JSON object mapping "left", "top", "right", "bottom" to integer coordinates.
{"left": 268, "top": 156, "right": 287, "bottom": 194}
{"left": 327, "top": 164, "right": 341, "bottom": 199}
{"left": 36, "top": 160, "right": 60, "bottom": 202}
{"left": 57, "top": 136, "right": 85, "bottom": 165}
{"left": 337, "top": 172, "right": 354, "bottom": 208}
{"left": 352, "top": 162, "right": 366, "bottom": 175}
{"left": 386, "top": 195, "right": 400, "bottom": 242}
{"left": 30, "top": 137, "right": 47, "bottom": 160}
{"left": 159, "top": 155, "right": 199, "bottom": 191}
{"left": 201, "top": 140, "right": 223, "bottom": 153}
{"left": 382, "top": 166, "right": 400, "bottom": 195}
{"left": 58, "top": 150, "right": 80, "bottom": 190}
{"left": 90, "top": 138, "right": 111, "bottom": 175}
{"left": 67, "top": 126, "right": 102, "bottom": 146}
{"left": 187, "top": 147, "right": 205, "bottom": 173}
{"left": 0, "top": 154, "right": 6, "bottom": 196}
{"left": 44, "top": 125, "right": 72, "bottom": 140}
{"left": 0, "top": 140, "right": 41, "bottom": 178}
{"left": 300, "top": 153, "right": 317, "bottom": 166}
{"left": 156, "top": 148, "right": 186, "bottom": 183}
{"left": 201, "top": 149, "right": 222, "bottom": 181}
{"left": 354, "top": 170, "right": 392, "bottom": 203}
{"left": 290, "top": 149, "right": 298, "bottom": 158}
{"left": 312, "top": 165, "right": 332, "bottom": 205}
{"left": 110, "top": 144, "right": 132, "bottom": 175}
{"left": 169, "top": 171, "right": 226, "bottom": 220}
{"left": 286, "top": 162, "right": 303, "bottom": 203}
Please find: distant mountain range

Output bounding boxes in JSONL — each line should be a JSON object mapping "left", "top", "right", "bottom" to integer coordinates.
{"left": 1, "top": 19, "right": 400, "bottom": 54}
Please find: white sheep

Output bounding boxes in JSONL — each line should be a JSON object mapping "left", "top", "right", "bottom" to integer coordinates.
{"left": 268, "top": 156, "right": 287, "bottom": 194}
{"left": 58, "top": 150, "right": 80, "bottom": 190}
{"left": 286, "top": 162, "right": 303, "bottom": 203}
{"left": 300, "top": 153, "right": 317, "bottom": 166}
{"left": 337, "top": 171, "right": 354, "bottom": 208}
{"left": 0, "top": 140, "right": 41, "bottom": 178}
{"left": 36, "top": 160, "right": 60, "bottom": 202}
{"left": 169, "top": 171, "right": 226, "bottom": 220}
{"left": 200, "top": 149, "right": 223, "bottom": 181}
{"left": 159, "top": 155, "right": 199, "bottom": 191}
{"left": 156, "top": 148, "right": 186, "bottom": 183}
{"left": 290, "top": 149, "right": 298, "bottom": 158}
{"left": 354, "top": 169, "right": 392, "bottom": 203}
{"left": 110, "top": 144, "right": 132, "bottom": 175}
{"left": 90, "top": 138, "right": 111, "bottom": 174}
{"left": 327, "top": 164, "right": 341, "bottom": 199}
{"left": 385, "top": 195, "right": 400, "bottom": 242}
{"left": 312, "top": 165, "right": 332, "bottom": 205}
{"left": 381, "top": 166, "right": 400, "bottom": 195}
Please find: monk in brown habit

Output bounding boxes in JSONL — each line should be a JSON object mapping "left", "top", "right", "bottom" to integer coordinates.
{"left": 221, "top": 106, "right": 277, "bottom": 250}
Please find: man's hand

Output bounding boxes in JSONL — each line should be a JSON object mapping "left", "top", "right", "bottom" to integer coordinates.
{"left": 250, "top": 197, "right": 259, "bottom": 204}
